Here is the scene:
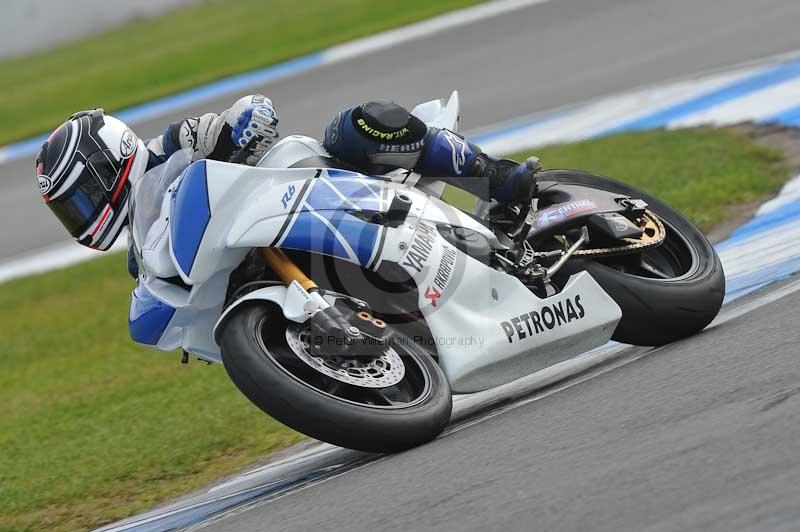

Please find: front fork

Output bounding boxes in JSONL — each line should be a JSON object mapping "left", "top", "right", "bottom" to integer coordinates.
{"left": 260, "top": 247, "right": 330, "bottom": 313}
{"left": 260, "top": 247, "right": 384, "bottom": 351}
{"left": 261, "top": 248, "right": 318, "bottom": 292}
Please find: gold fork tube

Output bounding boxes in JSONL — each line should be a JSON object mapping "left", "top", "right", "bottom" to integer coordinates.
{"left": 260, "top": 248, "right": 318, "bottom": 291}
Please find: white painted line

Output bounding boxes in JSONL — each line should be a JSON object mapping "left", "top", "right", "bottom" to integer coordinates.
{"left": 0, "top": 237, "right": 127, "bottom": 284}
{"left": 715, "top": 174, "right": 800, "bottom": 280}
{"left": 473, "top": 54, "right": 800, "bottom": 155}
{"left": 669, "top": 77, "right": 800, "bottom": 129}
{"left": 473, "top": 64, "right": 765, "bottom": 153}
{"left": 720, "top": 223, "right": 800, "bottom": 278}
{"left": 758, "top": 174, "right": 800, "bottom": 216}
{"left": 207, "top": 444, "right": 340, "bottom": 493}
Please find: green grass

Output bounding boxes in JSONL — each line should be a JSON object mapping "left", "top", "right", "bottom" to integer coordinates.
{"left": 444, "top": 127, "right": 790, "bottom": 231}
{"left": 0, "top": 0, "right": 485, "bottom": 147}
{"left": 0, "top": 254, "right": 305, "bottom": 532}
{"left": 0, "top": 128, "right": 791, "bottom": 531}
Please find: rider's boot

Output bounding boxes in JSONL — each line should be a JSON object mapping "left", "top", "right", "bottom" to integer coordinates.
{"left": 416, "top": 127, "right": 540, "bottom": 205}
{"left": 469, "top": 155, "right": 540, "bottom": 205}
{"left": 473, "top": 156, "right": 541, "bottom": 235}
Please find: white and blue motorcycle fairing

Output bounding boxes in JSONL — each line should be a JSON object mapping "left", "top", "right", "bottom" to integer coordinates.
{"left": 128, "top": 92, "right": 622, "bottom": 393}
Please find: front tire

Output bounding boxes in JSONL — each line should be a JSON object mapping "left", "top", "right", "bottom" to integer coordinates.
{"left": 219, "top": 302, "right": 452, "bottom": 453}
{"left": 544, "top": 170, "right": 725, "bottom": 346}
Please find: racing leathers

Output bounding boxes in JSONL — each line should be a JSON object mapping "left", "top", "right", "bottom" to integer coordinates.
{"left": 127, "top": 94, "right": 279, "bottom": 278}
{"left": 145, "top": 94, "right": 279, "bottom": 170}
{"left": 323, "top": 100, "right": 538, "bottom": 204}
{"left": 130, "top": 98, "right": 535, "bottom": 277}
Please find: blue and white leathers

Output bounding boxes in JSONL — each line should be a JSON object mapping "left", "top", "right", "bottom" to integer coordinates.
{"left": 127, "top": 92, "right": 622, "bottom": 393}
{"left": 418, "top": 128, "right": 476, "bottom": 177}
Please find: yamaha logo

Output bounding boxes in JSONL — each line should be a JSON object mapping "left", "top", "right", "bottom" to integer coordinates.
{"left": 120, "top": 129, "right": 136, "bottom": 158}
{"left": 38, "top": 174, "right": 53, "bottom": 195}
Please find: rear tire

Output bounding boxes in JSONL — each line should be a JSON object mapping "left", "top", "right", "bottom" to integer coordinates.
{"left": 544, "top": 170, "right": 725, "bottom": 346}
{"left": 219, "top": 302, "right": 452, "bottom": 453}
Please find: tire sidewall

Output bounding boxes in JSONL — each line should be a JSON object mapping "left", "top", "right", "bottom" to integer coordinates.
{"left": 220, "top": 302, "right": 452, "bottom": 453}
{"left": 543, "top": 170, "right": 725, "bottom": 345}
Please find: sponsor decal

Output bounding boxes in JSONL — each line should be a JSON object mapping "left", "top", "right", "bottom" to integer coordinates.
{"left": 281, "top": 184, "right": 297, "bottom": 209}
{"left": 378, "top": 140, "right": 423, "bottom": 153}
{"left": 120, "top": 129, "right": 137, "bottom": 158}
{"left": 499, "top": 295, "right": 585, "bottom": 343}
{"left": 37, "top": 174, "right": 53, "bottom": 195}
{"left": 442, "top": 130, "right": 467, "bottom": 174}
{"left": 433, "top": 244, "right": 456, "bottom": 291}
{"left": 356, "top": 118, "right": 410, "bottom": 140}
{"left": 535, "top": 199, "right": 597, "bottom": 228}
{"left": 424, "top": 286, "right": 441, "bottom": 307}
{"left": 401, "top": 222, "right": 436, "bottom": 274}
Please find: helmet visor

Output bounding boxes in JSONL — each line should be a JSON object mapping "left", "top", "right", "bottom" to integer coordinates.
{"left": 86, "top": 149, "right": 122, "bottom": 191}
{"left": 47, "top": 177, "right": 106, "bottom": 236}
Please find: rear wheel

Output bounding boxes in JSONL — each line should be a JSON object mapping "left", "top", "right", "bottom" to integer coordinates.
{"left": 542, "top": 170, "right": 725, "bottom": 346}
{"left": 219, "top": 302, "right": 452, "bottom": 453}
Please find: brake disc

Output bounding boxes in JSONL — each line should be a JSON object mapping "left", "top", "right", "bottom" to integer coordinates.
{"left": 285, "top": 325, "right": 406, "bottom": 388}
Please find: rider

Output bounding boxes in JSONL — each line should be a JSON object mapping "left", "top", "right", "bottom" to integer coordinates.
{"left": 322, "top": 100, "right": 538, "bottom": 204}
{"left": 34, "top": 94, "right": 279, "bottom": 251}
{"left": 34, "top": 96, "right": 538, "bottom": 258}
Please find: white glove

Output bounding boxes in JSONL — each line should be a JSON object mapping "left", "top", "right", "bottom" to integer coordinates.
{"left": 227, "top": 95, "right": 280, "bottom": 163}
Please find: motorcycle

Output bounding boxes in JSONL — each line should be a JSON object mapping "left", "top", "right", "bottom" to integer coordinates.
{"left": 127, "top": 91, "right": 724, "bottom": 453}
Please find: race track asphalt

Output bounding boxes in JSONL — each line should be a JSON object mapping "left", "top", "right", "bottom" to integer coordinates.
{"left": 195, "top": 283, "right": 800, "bottom": 532}
{"left": 3, "top": 0, "right": 800, "bottom": 259}
{"left": 9, "top": 2, "right": 800, "bottom": 530}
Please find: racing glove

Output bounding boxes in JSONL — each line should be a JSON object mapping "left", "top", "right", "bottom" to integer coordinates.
{"left": 227, "top": 95, "right": 280, "bottom": 164}
{"left": 147, "top": 94, "right": 280, "bottom": 165}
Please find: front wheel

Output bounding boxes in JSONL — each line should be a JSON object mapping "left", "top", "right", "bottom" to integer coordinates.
{"left": 219, "top": 302, "right": 452, "bottom": 453}
{"left": 543, "top": 170, "right": 725, "bottom": 346}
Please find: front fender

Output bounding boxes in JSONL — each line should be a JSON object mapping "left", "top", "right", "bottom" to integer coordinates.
{"left": 212, "top": 285, "right": 287, "bottom": 343}
{"left": 212, "top": 281, "right": 328, "bottom": 343}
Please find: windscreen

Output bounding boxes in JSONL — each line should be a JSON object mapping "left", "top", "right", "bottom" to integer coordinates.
{"left": 128, "top": 150, "right": 192, "bottom": 254}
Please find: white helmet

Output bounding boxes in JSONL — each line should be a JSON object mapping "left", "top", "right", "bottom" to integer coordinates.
{"left": 35, "top": 109, "right": 148, "bottom": 250}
